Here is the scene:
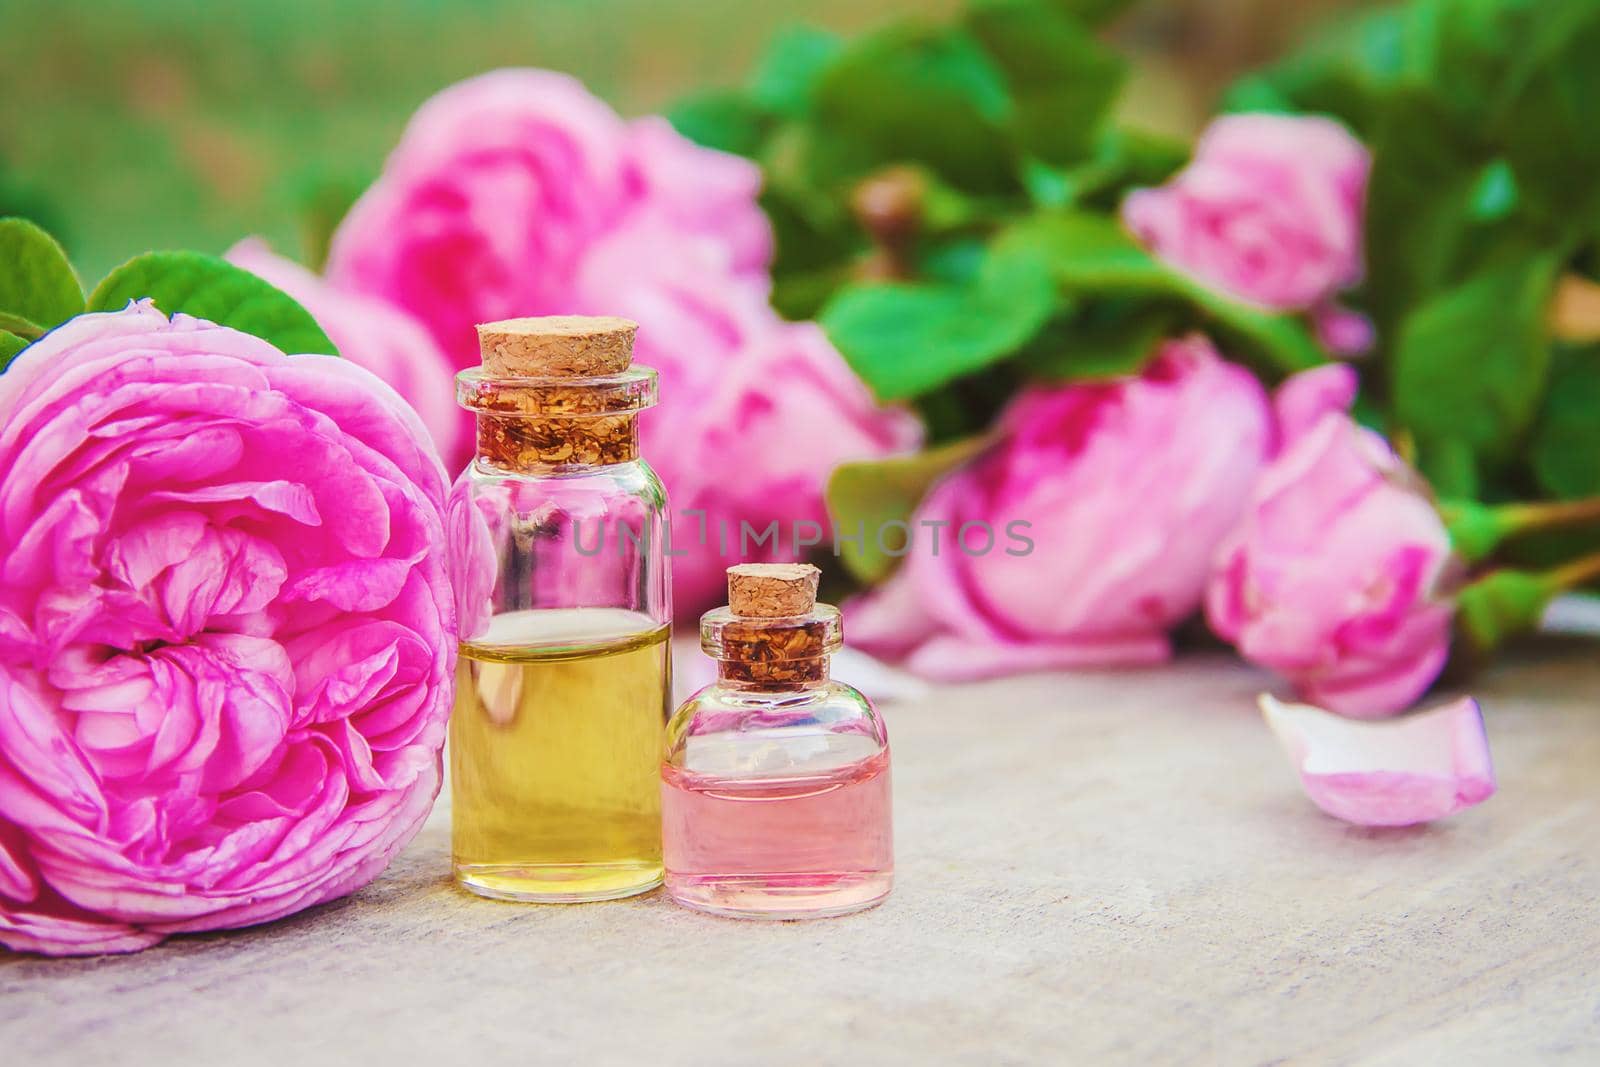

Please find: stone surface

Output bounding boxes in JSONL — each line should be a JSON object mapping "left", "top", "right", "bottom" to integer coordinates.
{"left": 4, "top": 641, "right": 1598, "bottom": 1065}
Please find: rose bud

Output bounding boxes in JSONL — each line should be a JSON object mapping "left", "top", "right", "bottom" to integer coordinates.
{"left": 1122, "top": 113, "right": 1369, "bottom": 314}
{"left": 1208, "top": 365, "right": 1457, "bottom": 717}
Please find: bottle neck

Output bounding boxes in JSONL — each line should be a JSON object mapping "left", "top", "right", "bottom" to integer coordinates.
{"left": 716, "top": 655, "right": 831, "bottom": 691}
{"left": 475, "top": 412, "right": 640, "bottom": 472}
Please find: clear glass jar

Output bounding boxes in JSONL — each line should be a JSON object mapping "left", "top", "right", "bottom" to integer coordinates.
{"left": 448, "top": 339, "right": 671, "bottom": 903}
{"left": 662, "top": 602, "right": 893, "bottom": 919}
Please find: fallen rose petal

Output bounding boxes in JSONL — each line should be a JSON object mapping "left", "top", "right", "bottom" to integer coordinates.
{"left": 1260, "top": 693, "right": 1495, "bottom": 827}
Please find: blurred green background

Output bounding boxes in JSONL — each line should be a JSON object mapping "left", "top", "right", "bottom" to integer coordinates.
{"left": 0, "top": 0, "right": 1376, "bottom": 281}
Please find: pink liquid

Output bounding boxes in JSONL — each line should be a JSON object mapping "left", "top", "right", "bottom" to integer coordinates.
{"left": 661, "top": 744, "right": 893, "bottom": 919}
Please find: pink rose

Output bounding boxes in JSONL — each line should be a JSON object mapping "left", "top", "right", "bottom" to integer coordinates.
{"left": 326, "top": 68, "right": 771, "bottom": 370}
{"left": 850, "top": 336, "right": 1270, "bottom": 680}
{"left": 567, "top": 216, "right": 918, "bottom": 610}
{"left": 1207, "top": 364, "right": 1456, "bottom": 717}
{"left": 664, "top": 321, "right": 923, "bottom": 610}
{"left": 329, "top": 68, "right": 913, "bottom": 615}
{"left": 622, "top": 116, "right": 772, "bottom": 278}
{"left": 1122, "top": 113, "right": 1370, "bottom": 311}
{"left": 0, "top": 303, "right": 454, "bottom": 955}
{"left": 225, "top": 238, "right": 467, "bottom": 472}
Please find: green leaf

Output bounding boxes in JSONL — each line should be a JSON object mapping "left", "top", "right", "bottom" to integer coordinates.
{"left": 821, "top": 238, "right": 1057, "bottom": 400}
{"left": 1054, "top": 127, "right": 1189, "bottom": 210}
{"left": 1221, "top": 5, "right": 1409, "bottom": 135}
{"left": 1222, "top": 0, "right": 1549, "bottom": 140}
{"left": 1531, "top": 345, "right": 1600, "bottom": 499}
{"left": 1494, "top": 2, "right": 1600, "bottom": 221}
{"left": 0, "top": 329, "right": 27, "bottom": 370}
{"left": 1440, "top": 499, "right": 1506, "bottom": 563}
{"left": 0, "top": 310, "right": 45, "bottom": 339}
{"left": 667, "top": 91, "right": 772, "bottom": 158}
{"left": 0, "top": 217, "right": 84, "bottom": 333}
{"left": 1391, "top": 253, "right": 1560, "bottom": 483}
{"left": 749, "top": 26, "right": 843, "bottom": 119}
{"left": 826, "top": 434, "right": 992, "bottom": 583}
{"left": 1455, "top": 567, "right": 1555, "bottom": 658}
{"left": 1004, "top": 211, "right": 1166, "bottom": 289}
{"left": 967, "top": 0, "right": 1126, "bottom": 165}
{"left": 1003, "top": 212, "right": 1324, "bottom": 375}
{"left": 809, "top": 24, "right": 1017, "bottom": 193}
{"left": 89, "top": 251, "right": 338, "bottom": 356}
{"left": 1019, "top": 301, "right": 1176, "bottom": 381}
{"left": 1359, "top": 90, "right": 1489, "bottom": 336}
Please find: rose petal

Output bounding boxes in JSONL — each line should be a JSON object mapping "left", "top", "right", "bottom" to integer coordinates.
{"left": 1260, "top": 693, "right": 1495, "bottom": 826}
{"left": 1272, "top": 362, "right": 1358, "bottom": 451}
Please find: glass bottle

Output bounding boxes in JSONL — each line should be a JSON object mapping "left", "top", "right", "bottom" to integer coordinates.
{"left": 662, "top": 564, "right": 893, "bottom": 919}
{"left": 448, "top": 316, "right": 670, "bottom": 903}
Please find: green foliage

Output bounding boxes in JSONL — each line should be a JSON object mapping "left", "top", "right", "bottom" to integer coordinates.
{"left": 749, "top": 26, "right": 843, "bottom": 118}
{"left": 669, "top": 0, "right": 1148, "bottom": 339}
{"left": 667, "top": 92, "right": 773, "bottom": 158}
{"left": 809, "top": 24, "right": 1017, "bottom": 193}
{"left": 90, "top": 251, "right": 338, "bottom": 357}
{"left": 826, "top": 434, "right": 992, "bottom": 582}
{"left": 0, "top": 218, "right": 84, "bottom": 338}
{"left": 0, "top": 331, "right": 28, "bottom": 370}
{"left": 1018, "top": 303, "right": 1175, "bottom": 382}
{"left": 1456, "top": 567, "right": 1556, "bottom": 658}
{"left": 1531, "top": 346, "right": 1600, "bottom": 499}
{"left": 965, "top": 0, "right": 1126, "bottom": 167}
{"left": 1391, "top": 253, "right": 1560, "bottom": 490}
{"left": 1493, "top": 3, "right": 1600, "bottom": 225}
{"left": 822, "top": 239, "right": 1056, "bottom": 400}
{"left": 675, "top": 0, "right": 1600, "bottom": 605}
{"left": 1225, "top": 0, "right": 1600, "bottom": 541}
{"left": 1004, "top": 213, "right": 1324, "bottom": 375}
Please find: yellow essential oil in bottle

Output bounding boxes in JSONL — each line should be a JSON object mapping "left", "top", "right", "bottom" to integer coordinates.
{"left": 451, "top": 609, "right": 670, "bottom": 901}
{"left": 447, "top": 316, "right": 671, "bottom": 903}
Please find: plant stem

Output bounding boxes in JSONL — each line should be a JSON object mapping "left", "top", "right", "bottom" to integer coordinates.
{"left": 1499, "top": 497, "right": 1600, "bottom": 533}
{"left": 1547, "top": 551, "right": 1600, "bottom": 592}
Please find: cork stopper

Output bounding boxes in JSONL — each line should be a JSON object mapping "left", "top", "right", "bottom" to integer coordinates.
{"left": 727, "top": 564, "right": 820, "bottom": 618}
{"left": 476, "top": 315, "right": 637, "bottom": 377}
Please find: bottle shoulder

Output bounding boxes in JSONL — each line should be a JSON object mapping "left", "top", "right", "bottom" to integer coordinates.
{"left": 454, "top": 457, "right": 667, "bottom": 508}
{"left": 665, "top": 680, "right": 887, "bottom": 765}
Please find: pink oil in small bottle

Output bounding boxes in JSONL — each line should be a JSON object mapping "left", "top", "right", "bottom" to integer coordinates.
{"left": 661, "top": 564, "right": 893, "bottom": 919}
{"left": 662, "top": 741, "right": 892, "bottom": 918}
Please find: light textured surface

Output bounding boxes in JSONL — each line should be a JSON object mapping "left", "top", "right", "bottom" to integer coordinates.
{"left": 4, "top": 641, "right": 1599, "bottom": 1065}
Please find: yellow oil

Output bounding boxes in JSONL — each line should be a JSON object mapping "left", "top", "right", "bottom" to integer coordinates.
{"left": 450, "top": 608, "right": 671, "bottom": 902}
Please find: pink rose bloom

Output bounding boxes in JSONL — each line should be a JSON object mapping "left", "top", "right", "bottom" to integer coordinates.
{"left": 328, "top": 67, "right": 910, "bottom": 615}
{"left": 568, "top": 216, "right": 918, "bottom": 611}
{"left": 622, "top": 116, "right": 772, "bottom": 278}
{"left": 850, "top": 336, "right": 1270, "bottom": 680}
{"left": 1122, "top": 113, "right": 1370, "bottom": 311}
{"left": 326, "top": 68, "right": 771, "bottom": 370}
{"left": 1207, "top": 364, "right": 1456, "bottom": 717}
{"left": 225, "top": 238, "right": 467, "bottom": 472}
{"left": 665, "top": 321, "right": 923, "bottom": 610}
{"left": 0, "top": 303, "right": 453, "bottom": 955}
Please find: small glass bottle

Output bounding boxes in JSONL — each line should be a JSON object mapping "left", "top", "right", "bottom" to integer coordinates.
{"left": 448, "top": 315, "right": 670, "bottom": 903}
{"left": 662, "top": 564, "right": 893, "bottom": 919}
